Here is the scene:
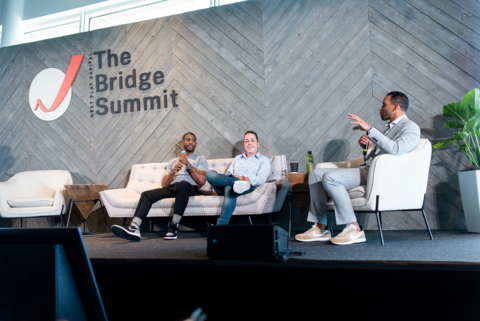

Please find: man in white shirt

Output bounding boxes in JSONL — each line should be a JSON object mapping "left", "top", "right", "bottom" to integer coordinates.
{"left": 206, "top": 131, "right": 271, "bottom": 225}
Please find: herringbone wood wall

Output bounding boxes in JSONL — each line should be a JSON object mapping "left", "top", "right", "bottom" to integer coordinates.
{"left": 0, "top": 0, "right": 478, "bottom": 231}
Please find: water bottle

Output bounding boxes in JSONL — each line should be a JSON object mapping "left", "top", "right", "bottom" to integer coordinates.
{"left": 306, "top": 151, "right": 314, "bottom": 173}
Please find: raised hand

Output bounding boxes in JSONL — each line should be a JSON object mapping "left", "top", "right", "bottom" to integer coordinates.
{"left": 348, "top": 113, "right": 371, "bottom": 132}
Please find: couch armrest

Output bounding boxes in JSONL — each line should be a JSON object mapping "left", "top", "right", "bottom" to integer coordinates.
{"left": 52, "top": 180, "right": 72, "bottom": 213}
{"left": 0, "top": 180, "right": 15, "bottom": 211}
{"left": 271, "top": 178, "right": 289, "bottom": 213}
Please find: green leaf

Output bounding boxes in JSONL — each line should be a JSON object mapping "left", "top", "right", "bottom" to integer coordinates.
{"left": 453, "top": 131, "right": 468, "bottom": 141}
{"left": 462, "top": 88, "right": 480, "bottom": 111}
{"left": 438, "top": 88, "right": 480, "bottom": 166}
{"left": 444, "top": 121, "right": 464, "bottom": 129}
{"left": 433, "top": 139, "right": 458, "bottom": 149}
{"left": 443, "top": 102, "right": 473, "bottom": 122}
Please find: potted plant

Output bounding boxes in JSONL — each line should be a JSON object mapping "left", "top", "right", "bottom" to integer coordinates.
{"left": 433, "top": 88, "right": 480, "bottom": 233}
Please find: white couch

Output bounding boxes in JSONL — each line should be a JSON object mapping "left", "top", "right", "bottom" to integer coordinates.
{"left": 100, "top": 155, "right": 288, "bottom": 220}
{"left": 0, "top": 170, "right": 72, "bottom": 223}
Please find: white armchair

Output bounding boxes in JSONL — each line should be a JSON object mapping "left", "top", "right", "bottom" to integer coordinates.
{"left": 316, "top": 139, "right": 433, "bottom": 245}
{"left": 0, "top": 170, "right": 73, "bottom": 226}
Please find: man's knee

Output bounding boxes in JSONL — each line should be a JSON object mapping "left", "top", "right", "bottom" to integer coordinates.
{"left": 321, "top": 170, "right": 340, "bottom": 188}
{"left": 308, "top": 168, "right": 331, "bottom": 185}
{"left": 206, "top": 170, "right": 217, "bottom": 181}
{"left": 140, "top": 189, "right": 156, "bottom": 202}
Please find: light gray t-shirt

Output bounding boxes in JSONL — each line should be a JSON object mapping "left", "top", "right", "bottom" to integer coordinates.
{"left": 165, "top": 152, "right": 208, "bottom": 186}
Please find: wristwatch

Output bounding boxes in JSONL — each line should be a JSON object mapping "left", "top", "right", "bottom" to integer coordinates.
{"left": 186, "top": 163, "right": 193, "bottom": 171}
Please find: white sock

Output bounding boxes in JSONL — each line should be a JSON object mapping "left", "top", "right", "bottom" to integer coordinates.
{"left": 131, "top": 217, "right": 142, "bottom": 229}
{"left": 173, "top": 214, "right": 182, "bottom": 223}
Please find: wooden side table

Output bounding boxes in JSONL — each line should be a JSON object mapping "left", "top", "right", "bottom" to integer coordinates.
{"left": 286, "top": 173, "right": 311, "bottom": 235}
{"left": 65, "top": 184, "right": 109, "bottom": 234}
{"left": 286, "top": 173, "right": 310, "bottom": 213}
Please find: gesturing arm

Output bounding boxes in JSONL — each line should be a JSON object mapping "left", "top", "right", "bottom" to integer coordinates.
{"left": 367, "top": 122, "right": 420, "bottom": 156}
{"left": 181, "top": 155, "right": 208, "bottom": 187}
{"left": 162, "top": 159, "right": 182, "bottom": 188}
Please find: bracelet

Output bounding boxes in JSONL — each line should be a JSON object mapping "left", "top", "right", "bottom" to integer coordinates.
{"left": 367, "top": 126, "right": 373, "bottom": 134}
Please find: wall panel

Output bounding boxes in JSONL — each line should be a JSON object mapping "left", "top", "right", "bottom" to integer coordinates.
{"left": 0, "top": 0, "right": 478, "bottom": 231}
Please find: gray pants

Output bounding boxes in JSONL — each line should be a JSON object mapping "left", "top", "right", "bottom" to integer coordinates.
{"left": 307, "top": 167, "right": 368, "bottom": 225}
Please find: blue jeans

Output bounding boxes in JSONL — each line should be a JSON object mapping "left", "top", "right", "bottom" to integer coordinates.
{"left": 206, "top": 170, "right": 256, "bottom": 225}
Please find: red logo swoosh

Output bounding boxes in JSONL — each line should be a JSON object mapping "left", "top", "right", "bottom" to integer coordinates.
{"left": 34, "top": 54, "right": 84, "bottom": 113}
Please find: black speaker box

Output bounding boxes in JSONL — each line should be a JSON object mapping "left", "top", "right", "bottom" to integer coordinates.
{"left": 207, "top": 224, "right": 288, "bottom": 260}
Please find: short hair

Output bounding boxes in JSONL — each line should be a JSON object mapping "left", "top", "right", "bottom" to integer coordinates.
{"left": 387, "top": 91, "right": 409, "bottom": 112}
{"left": 244, "top": 131, "right": 259, "bottom": 142}
{"left": 182, "top": 132, "right": 196, "bottom": 140}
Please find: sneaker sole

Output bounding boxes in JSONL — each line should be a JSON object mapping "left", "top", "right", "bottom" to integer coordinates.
{"left": 295, "top": 236, "right": 331, "bottom": 242}
{"left": 164, "top": 235, "right": 177, "bottom": 240}
{"left": 330, "top": 237, "right": 366, "bottom": 245}
{"left": 111, "top": 225, "right": 141, "bottom": 242}
{"left": 233, "top": 187, "right": 249, "bottom": 194}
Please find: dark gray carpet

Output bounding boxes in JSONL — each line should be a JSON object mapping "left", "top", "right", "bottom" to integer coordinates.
{"left": 83, "top": 230, "right": 480, "bottom": 263}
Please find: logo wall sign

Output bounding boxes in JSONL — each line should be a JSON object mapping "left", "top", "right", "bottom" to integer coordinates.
{"left": 29, "top": 55, "right": 84, "bottom": 121}
{"left": 92, "top": 49, "right": 178, "bottom": 117}
{"left": 29, "top": 50, "right": 179, "bottom": 121}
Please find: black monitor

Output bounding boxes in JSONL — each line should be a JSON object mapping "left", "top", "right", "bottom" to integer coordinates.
{"left": 0, "top": 227, "right": 107, "bottom": 321}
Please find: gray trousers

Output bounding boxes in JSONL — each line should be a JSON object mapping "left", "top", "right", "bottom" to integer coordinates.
{"left": 307, "top": 167, "right": 368, "bottom": 225}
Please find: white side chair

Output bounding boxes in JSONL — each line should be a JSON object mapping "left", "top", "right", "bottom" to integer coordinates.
{"left": 316, "top": 139, "right": 433, "bottom": 245}
{"left": 0, "top": 170, "right": 73, "bottom": 227}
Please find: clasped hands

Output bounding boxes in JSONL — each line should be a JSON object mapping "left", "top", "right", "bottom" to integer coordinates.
{"left": 348, "top": 113, "right": 372, "bottom": 149}
{"left": 173, "top": 153, "right": 190, "bottom": 172}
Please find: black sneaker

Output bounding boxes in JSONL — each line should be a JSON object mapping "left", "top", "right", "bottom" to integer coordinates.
{"left": 111, "top": 224, "right": 141, "bottom": 242}
{"left": 165, "top": 221, "right": 179, "bottom": 240}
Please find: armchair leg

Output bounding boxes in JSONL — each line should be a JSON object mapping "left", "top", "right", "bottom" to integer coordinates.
{"left": 248, "top": 216, "right": 253, "bottom": 225}
{"left": 21, "top": 218, "right": 24, "bottom": 228}
{"left": 98, "top": 199, "right": 109, "bottom": 235}
{"left": 420, "top": 194, "right": 433, "bottom": 240}
{"left": 375, "top": 195, "right": 385, "bottom": 246}
{"left": 60, "top": 205, "right": 64, "bottom": 227}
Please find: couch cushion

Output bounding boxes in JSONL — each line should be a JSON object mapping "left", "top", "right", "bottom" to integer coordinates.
{"left": 128, "top": 163, "right": 167, "bottom": 194}
{"left": 200, "top": 159, "right": 234, "bottom": 195}
{"left": 8, "top": 197, "right": 54, "bottom": 208}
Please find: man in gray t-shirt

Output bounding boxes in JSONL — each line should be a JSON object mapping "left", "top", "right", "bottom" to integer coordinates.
{"left": 112, "top": 132, "right": 208, "bottom": 241}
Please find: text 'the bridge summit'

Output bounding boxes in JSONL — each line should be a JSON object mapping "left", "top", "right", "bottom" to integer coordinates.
{"left": 91, "top": 49, "right": 178, "bottom": 117}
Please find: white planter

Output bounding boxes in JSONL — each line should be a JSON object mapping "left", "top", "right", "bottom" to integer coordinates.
{"left": 458, "top": 170, "right": 480, "bottom": 233}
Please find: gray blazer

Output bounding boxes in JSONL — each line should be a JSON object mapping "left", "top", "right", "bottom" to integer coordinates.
{"left": 364, "top": 115, "right": 420, "bottom": 166}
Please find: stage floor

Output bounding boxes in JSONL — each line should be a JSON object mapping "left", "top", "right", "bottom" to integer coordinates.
{"left": 85, "top": 229, "right": 480, "bottom": 321}
{"left": 83, "top": 229, "right": 480, "bottom": 263}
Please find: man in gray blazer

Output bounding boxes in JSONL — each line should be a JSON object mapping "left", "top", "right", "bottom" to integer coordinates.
{"left": 295, "top": 91, "right": 420, "bottom": 245}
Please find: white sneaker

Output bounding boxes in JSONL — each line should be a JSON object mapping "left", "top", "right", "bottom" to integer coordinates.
{"left": 295, "top": 224, "right": 331, "bottom": 242}
{"left": 111, "top": 224, "right": 141, "bottom": 242}
{"left": 233, "top": 180, "right": 251, "bottom": 194}
{"left": 330, "top": 224, "right": 366, "bottom": 245}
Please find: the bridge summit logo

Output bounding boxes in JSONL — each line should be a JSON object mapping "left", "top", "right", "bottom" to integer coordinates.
{"left": 29, "top": 54, "right": 84, "bottom": 121}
